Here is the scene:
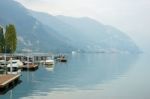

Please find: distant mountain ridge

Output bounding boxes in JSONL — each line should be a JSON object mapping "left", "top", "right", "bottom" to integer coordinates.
{"left": 31, "top": 11, "right": 140, "bottom": 53}
{"left": 0, "top": 0, "right": 140, "bottom": 53}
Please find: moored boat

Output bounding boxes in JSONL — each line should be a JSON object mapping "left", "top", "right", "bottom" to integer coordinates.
{"left": 7, "top": 62, "right": 21, "bottom": 75}
{"left": 44, "top": 59, "right": 54, "bottom": 65}
{"left": 44, "top": 57, "right": 55, "bottom": 65}
{"left": 21, "top": 61, "right": 38, "bottom": 71}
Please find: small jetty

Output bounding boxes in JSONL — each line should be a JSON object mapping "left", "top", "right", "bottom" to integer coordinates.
{"left": 0, "top": 74, "right": 21, "bottom": 94}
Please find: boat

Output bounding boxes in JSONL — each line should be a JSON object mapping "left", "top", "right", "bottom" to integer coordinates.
{"left": 44, "top": 57, "right": 55, "bottom": 65}
{"left": 57, "top": 56, "right": 67, "bottom": 62}
{"left": 0, "top": 60, "right": 7, "bottom": 66}
{"left": 54, "top": 55, "right": 67, "bottom": 62}
{"left": 8, "top": 60, "right": 23, "bottom": 67}
{"left": 59, "top": 58, "right": 67, "bottom": 62}
{"left": 44, "top": 59, "right": 54, "bottom": 65}
{"left": 21, "top": 61, "right": 38, "bottom": 71}
{"left": 39, "top": 60, "right": 45, "bottom": 64}
{"left": 7, "top": 62, "right": 21, "bottom": 75}
{"left": 0, "top": 60, "right": 8, "bottom": 74}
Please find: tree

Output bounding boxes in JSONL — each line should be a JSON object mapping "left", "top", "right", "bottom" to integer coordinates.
{"left": 5, "top": 24, "right": 17, "bottom": 53}
{"left": 0, "top": 26, "right": 5, "bottom": 53}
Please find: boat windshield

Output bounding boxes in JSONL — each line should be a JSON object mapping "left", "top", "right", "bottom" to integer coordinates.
{"left": 7, "top": 67, "right": 18, "bottom": 72}
{"left": 12, "top": 62, "right": 17, "bottom": 64}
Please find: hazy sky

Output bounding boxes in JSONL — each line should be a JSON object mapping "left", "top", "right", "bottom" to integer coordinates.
{"left": 15, "top": 0, "right": 150, "bottom": 51}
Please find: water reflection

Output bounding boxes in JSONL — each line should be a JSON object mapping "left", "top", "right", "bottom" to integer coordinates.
{"left": 44, "top": 64, "right": 55, "bottom": 72}
{"left": 0, "top": 53, "right": 139, "bottom": 99}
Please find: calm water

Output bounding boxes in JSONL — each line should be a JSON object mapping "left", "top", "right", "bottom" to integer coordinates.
{"left": 1, "top": 53, "right": 150, "bottom": 99}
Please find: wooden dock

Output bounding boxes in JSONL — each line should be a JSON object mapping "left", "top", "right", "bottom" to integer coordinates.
{"left": 0, "top": 74, "right": 20, "bottom": 93}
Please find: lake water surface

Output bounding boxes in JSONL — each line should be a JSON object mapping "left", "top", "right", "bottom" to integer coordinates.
{"left": 1, "top": 53, "right": 150, "bottom": 99}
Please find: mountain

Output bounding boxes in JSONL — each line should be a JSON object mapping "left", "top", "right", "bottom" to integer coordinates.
{"left": 0, "top": 0, "right": 73, "bottom": 52}
{"left": 0, "top": 0, "right": 140, "bottom": 53}
{"left": 31, "top": 12, "right": 140, "bottom": 53}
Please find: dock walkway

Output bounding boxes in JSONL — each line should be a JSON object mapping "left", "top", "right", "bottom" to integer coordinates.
{"left": 0, "top": 74, "right": 20, "bottom": 89}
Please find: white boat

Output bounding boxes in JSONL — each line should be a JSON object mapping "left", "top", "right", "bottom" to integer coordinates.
{"left": 39, "top": 60, "right": 45, "bottom": 64}
{"left": 0, "top": 60, "right": 6, "bottom": 63}
{"left": 0, "top": 60, "right": 8, "bottom": 66}
{"left": 44, "top": 59, "right": 54, "bottom": 65}
{"left": 8, "top": 60, "right": 23, "bottom": 67}
{"left": 7, "top": 62, "right": 21, "bottom": 74}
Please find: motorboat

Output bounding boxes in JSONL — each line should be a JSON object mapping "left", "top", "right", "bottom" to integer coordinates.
{"left": 21, "top": 61, "right": 38, "bottom": 71}
{"left": 44, "top": 59, "right": 54, "bottom": 65}
{"left": 0, "top": 60, "right": 7, "bottom": 67}
{"left": 7, "top": 62, "right": 21, "bottom": 74}
{"left": 8, "top": 59, "right": 23, "bottom": 67}
{"left": 54, "top": 55, "right": 67, "bottom": 62}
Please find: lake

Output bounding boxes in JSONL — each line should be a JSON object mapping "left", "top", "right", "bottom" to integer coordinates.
{"left": 1, "top": 53, "right": 150, "bottom": 99}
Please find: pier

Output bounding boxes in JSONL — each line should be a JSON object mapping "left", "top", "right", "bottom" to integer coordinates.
{"left": 0, "top": 74, "right": 21, "bottom": 94}
{"left": 0, "top": 53, "right": 53, "bottom": 63}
